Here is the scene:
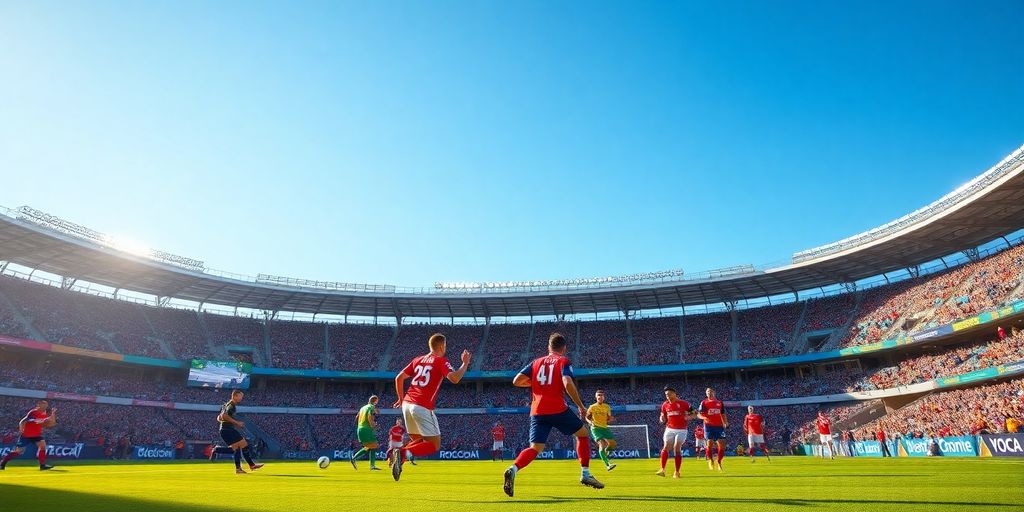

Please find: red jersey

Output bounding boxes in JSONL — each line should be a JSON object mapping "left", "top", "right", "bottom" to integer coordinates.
{"left": 401, "top": 354, "right": 455, "bottom": 410}
{"left": 699, "top": 399, "right": 725, "bottom": 427}
{"left": 389, "top": 425, "right": 405, "bottom": 443}
{"left": 694, "top": 426, "right": 705, "bottom": 440}
{"left": 816, "top": 416, "right": 832, "bottom": 435}
{"left": 661, "top": 399, "right": 691, "bottom": 429}
{"left": 520, "top": 353, "right": 574, "bottom": 416}
{"left": 20, "top": 408, "right": 48, "bottom": 438}
{"left": 492, "top": 426, "right": 505, "bottom": 441}
{"left": 744, "top": 413, "right": 764, "bottom": 435}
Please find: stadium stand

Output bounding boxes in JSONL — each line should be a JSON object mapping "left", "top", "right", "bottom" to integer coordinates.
{"left": 268, "top": 319, "right": 325, "bottom": 369}
{"left": 631, "top": 316, "right": 682, "bottom": 365}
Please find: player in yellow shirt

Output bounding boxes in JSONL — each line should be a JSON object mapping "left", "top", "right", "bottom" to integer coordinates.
{"left": 586, "top": 390, "right": 617, "bottom": 471}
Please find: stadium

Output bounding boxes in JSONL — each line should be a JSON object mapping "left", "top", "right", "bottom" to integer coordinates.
{"left": 3, "top": 3, "right": 1024, "bottom": 512}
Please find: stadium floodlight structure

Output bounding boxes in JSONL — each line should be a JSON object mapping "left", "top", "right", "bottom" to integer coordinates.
{"left": 434, "top": 268, "right": 686, "bottom": 292}
{"left": 13, "top": 206, "right": 205, "bottom": 272}
{"left": 255, "top": 274, "right": 398, "bottom": 293}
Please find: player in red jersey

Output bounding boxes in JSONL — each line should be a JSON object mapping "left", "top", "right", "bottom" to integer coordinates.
{"left": 743, "top": 406, "right": 770, "bottom": 463}
{"left": 815, "top": 411, "right": 835, "bottom": 460}
{"left": 387, "top": 419, "right": 416, "bottom": 466}
{"left": 491, "top": 421, "right": 506, "bottom": 461}
{"left": 698, "top": 388, "right": 728, "bottom": 471}
{"left": 0, "top": 399, "right": 55, "bottom": 471}
{"left": 693, "top": 423, "right": 706, "bottom": 459}
{"left": 503, "top": 333, "right": 604, "bottom": 497}
{"left": 656, "top": 386, "right": 694, "bottom": 478}
{"left": 390, "top": 333, "right": 471, "bottom": 481}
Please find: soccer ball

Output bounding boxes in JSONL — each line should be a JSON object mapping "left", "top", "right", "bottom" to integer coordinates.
{"left": 317, "top": 456, "right": 331, "bottom": 469}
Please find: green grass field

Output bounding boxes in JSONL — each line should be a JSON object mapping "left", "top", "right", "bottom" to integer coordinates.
{"left": 1, "top": 457, "right": 1022, "bottom": 511}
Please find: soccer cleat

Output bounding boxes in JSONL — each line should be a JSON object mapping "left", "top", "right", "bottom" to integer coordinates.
{"left": 39, "top": 464, "right": 54, "bottom": 471}
{"left": 349, "top": 456, "right": 358, "bottom": 470}
{"left": 392, "top": 456, "right": 403, "bottom": 482}
{"left": 387, "top": 450, "right": 396, "bottom": 468}
{"left": 655, "top": 468, "right": 665, "bottom": 477}
{"left": 235, "top": 468, "right": 247, "bottom": 475}
{"left": 409, "top": 460, "right": 417, "bottom": 466}
{"left": 502, "top": 467, "right": 515, "bottom": 497}
{"left": 370, "top": 466, "right": 381, "bottom": 471}
{"left": 708, "top": 460, "right": 715, "bottom": 470}
{"left": 672, "top": 472, "right": 681, "bottom": 479}
{"left": 249, "top": 463, "right": 264, "bottom": 471}
{"left": 606, "top": 463, "right": 616, "bottom": 472}
{"left": 717, "top": 461, "right": 723, "bottom": 472}
{"left": 580, "top": 474, "right": 604, "bottom": 489}
{"left": 751, "top": 458, "right": 756, "bottom": 463}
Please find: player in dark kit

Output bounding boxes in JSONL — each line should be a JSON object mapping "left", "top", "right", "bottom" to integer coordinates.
{"left": 0, "top": 399, "right": 55, "bottom": 471}
{"left": 503, "top": 333, "right": 604, "bottom": 497}
{"left": 208, "top": 389, "right": 264, "bottom": 474}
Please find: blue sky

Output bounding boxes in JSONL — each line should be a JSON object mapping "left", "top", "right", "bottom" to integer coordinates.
{"left": 1, "top": 1, "right": 1022, "bottom": 288}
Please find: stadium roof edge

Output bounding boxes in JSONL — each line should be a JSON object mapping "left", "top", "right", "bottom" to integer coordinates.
{"left": 1, "top": 144, "right": 1023, "bottom": 318}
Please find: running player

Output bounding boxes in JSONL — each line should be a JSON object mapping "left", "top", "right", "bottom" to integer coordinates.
{"left": 743, "top": 405, "right": 770, "bottom": 463}
{"left": 387, "top": 419, "right": 416, "bottom": 466}
{"left": 0, "top": 399, "right": 55, "bottom": 471}
{"left": 209, "top": 390, "right": 264, "bottom": 474}
{"left": 586, "top": 390, "right": 617, "bottom": 471}
{"left": 698, "top": 387, "right": 728, "bottom": 471}
{"left": 656, "top": 386, "right": 692, "bottom": 478}
{"left": 816, "top": 411, "right": 835, "bottom": 460}
{"left": 491, "top": 421, "right": 506, "bottom": 462}
{"left": 693, "top": 422, "right": 706, "bottom": 459}
{"left": 390, "top": 333, "right": 471, "bottom": 481}
{"left": 503, "top": 333, "right": 604, "bottom": 497}
{"left": 350, "top": 395, "right": 381, "bottom": 471}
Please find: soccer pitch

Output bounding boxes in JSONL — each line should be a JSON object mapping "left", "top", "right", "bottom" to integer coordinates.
{"left": 1, "top": 458, "right": 1022, "bottom": 512}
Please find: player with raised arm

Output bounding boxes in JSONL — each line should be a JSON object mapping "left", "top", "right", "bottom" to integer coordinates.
{"left": 656, "top": 386, "right": 693, "bottom": 478}
{"left": 586, "top": 390, "right": 617, "bottom": 471}
{"left": 350, "top": 395, "right": 381, "bottom": 471}
{"left": 816, "top": 411, "right": 835, "bottom": 460}
{"left": 387, "top": 419, "right": 416, "bottom": 466}
{"left": 698, "top": 387, "right": 728, "bottom": 472}
{"left": 0, "top": 399, "right": 55, "bottom": 471}
{"left": 209, "top": 390, "right": 264, "bottom": 474}
{"left": 491, "top": 421, "right": 506, "bottom": 462}
{"left": 390, "top": 333, "right": 471, "bottom": 481}
{"left": 744, "top": 405, "right": 770, "bottom": 463}
{"left": 503, "top": 333, "right": 604, "bottom": 497}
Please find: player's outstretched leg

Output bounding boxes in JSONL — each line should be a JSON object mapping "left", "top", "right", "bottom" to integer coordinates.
{"left": 505, "top": 446, "right": 539, "bottom": 497}
{"left": 577, "top": 436, "right": 604, "bottom": 489}
{"left": 0, "top": 448, "right": 22, "bottom": 470}
{"left": 762, "top": 444, "right": 771, "bottom": 462}
{"left": 351, "top": 447, "right": 366, "bottom": 470}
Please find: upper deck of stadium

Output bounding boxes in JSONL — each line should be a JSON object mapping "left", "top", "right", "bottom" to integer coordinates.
{"left": 1, "top": 144, "right": 1023, "bottom": 319}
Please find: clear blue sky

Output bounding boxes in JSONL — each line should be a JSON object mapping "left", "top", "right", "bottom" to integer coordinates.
{"left": 1, "top": 1, "right": 1022, "bottom": 288}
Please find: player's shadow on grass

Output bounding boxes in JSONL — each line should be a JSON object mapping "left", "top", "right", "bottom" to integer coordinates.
{"left": 441, "top": 496, "right": 1017, "bottom": 508}
{"left": 0, "top": 483, "right": 227, "bottom": 512}
{"left": 262, "top": 474, "right": 327, "bottom": 478}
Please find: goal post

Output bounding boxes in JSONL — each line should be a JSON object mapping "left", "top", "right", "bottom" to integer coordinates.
{"left": 607, "top": 424, "right": 652, "bottom": 459}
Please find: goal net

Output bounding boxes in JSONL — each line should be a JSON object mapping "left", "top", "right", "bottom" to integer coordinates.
{"left": 607, "top": 424, "right": 652, "bottom": 459}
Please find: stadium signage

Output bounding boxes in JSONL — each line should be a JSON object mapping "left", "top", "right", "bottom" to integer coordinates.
{"left": 900, "top": 437, "right": 976, "bottom": 457}
{"left": 979, "top": 434, "right": 1024, "bottom": 457}
{"left": 0, "top": 443, "right": 86, "bottom": 459}
{"left": 438, "top": 450, "right": 481, "bottom": 460}
{"left": 133, "top": 445, "right": 176, "bottom": 459}
{"left": 909, "top": 325, "right": 953, "bottom": 342}
{"left": 852, "top": 441, "right": 883, "bottom": 457}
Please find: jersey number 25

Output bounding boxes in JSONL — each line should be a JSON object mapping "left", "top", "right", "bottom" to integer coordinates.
{"left": 411, "top": 365, "right": 432, "bottom": 387}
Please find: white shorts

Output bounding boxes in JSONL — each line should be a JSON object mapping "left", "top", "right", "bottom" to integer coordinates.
{"left": 748, "top": 434, "right": 765, "bottom": 445}
{"left": 492, "top": 441, "right": 504, "bottom": 450}
{"left": 389, "top": 441, "right": 403, "bottom": 449}
{"left": 663, "top": 427, "right": 688, "bottom": 446}
{"left": 402, "top": 403, "right": 441, "bottom": 438}
{"left": 819, "top": 434, "right": 833, "bottom": 444}
{"left": 695, "top": 438, "right": 706, "bottom": 448}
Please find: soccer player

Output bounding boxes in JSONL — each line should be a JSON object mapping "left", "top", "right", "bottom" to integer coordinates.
{"left": 743, "top": 406, "right": 770, "bottom": 463}
{"left": 491, "top": 421, "right": 506, "bottom": 462}
{"left": 698, "top": 387, "right": 728, "bottom": 471}
{"left": 388, "top": 419, "right": 416, "bottom": 466}
{"left": 390, "top": 333, "right": 471, "bottom": 481}
{"left": 209, "top": 389, "right": 264, "bottom": 474}
{"left": 816, "top": 411, "right": 835, "bottom": 460}
{"left": 503, "top": 333, "right": 604, "bottom": 497}
{"left": 0, "top": 399, "right": 55, "bottom": 471}
{"left": 693, "top": 423, "right": 706, "bottom": 459}
{"left": 586, "top": 390, "right": 617, "bottom": 471}
{"left": 656, "top": 386, "right": 692, "bottom": 478}
{"left": 351, "top": 395, "right": 381, "bottom": 471}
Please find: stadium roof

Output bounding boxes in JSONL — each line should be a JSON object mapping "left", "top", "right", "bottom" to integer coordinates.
{"left": 1, "top": 145, "right": 1023, "bottom": 319}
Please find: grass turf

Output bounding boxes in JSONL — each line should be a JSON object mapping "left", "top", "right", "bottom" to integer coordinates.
{"left": 1, "top": 456, "right": 1022, "bottom": 511}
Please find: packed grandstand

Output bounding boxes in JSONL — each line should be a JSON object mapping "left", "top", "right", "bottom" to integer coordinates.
{"left": 0, "top": 146, "right": 1023, "bottom": 461}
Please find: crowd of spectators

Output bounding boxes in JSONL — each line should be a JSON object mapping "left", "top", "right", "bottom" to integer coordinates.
{"left": 801, "top": 293, "right": 858, "bottom": 333}
{"left": 202, "top": 313, "right": 266, "bottom": 364}
{"left": 928, "top": 244, "right": 1024, "bottom": 326}
{"left": 683, "top": 312, "right": 732, "bottom": 362}
{"left": 328, "top": 323, "right": 391, "bottom": 371}
{"left": 578, "top": 320, "right": 629, "bottom": 368}
{"left": 632, "top": 317, "right": 682, "bottom": 366}
{"left": 141, "top": 307, "right": 210, "bottom": 359}
{"left": 386, "top": 323, "right": 483, "bottom": 371}
{"left": 735, "top": 301, "right": 802, "bottom": 359}
{"left": 479, "top": 323, "right": 531, "bottom": 371}
{"left": 269, "top": 320, "right": 325, "bottom": 369}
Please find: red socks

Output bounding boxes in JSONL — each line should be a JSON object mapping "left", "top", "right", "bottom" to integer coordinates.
{"left": 674, "top": 453, "right": 682, "bottom": 471}
{"left": 717, "top": 445, "right": 724, "bottom": 463}
{"left": 576, "top": 437, "right": 590, "bottom": 468}
{"left": 37, "top": 450, "right": 46, "bottom": 466}
{"left": 407, "top": 440, "right": 437, "bottom": 457}
{"left": 514, "top": 448, "right": 538, "bottom": 470}
{"left": 660, "top": 449, "right": 669, "bottom": 469}
{"left": 705, "top": 445, "right": 713, "bottom": 459}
